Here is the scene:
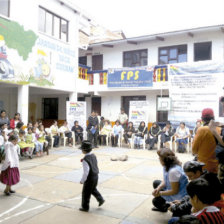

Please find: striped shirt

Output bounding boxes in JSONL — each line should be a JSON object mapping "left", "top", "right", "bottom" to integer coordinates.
{"left": 194, "top": 206, "right": 224, "bottom": 224}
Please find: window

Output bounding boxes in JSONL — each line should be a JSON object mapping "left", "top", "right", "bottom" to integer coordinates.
{"left": 38, "top": 6, "right": 69, "bottom": 42}
{"left": 157, "top": 95, "right": 169, "bottom": 122}
{"left": 79, "top": 56, "right": 87, "bottom": 65}
{"left": 159, "top": 45, "right": 187, "bottom": 65}
{"left": 194, "top": 42, "right": 212, "bottom": 61}
{"left": 92, "top": 55, "right": 103, "bottom": 70}
{"left": 0, "top": 0, "right": 10, "bottom": 17}
{"left": 123, "top": 49, "right": 148, "bottom": 67}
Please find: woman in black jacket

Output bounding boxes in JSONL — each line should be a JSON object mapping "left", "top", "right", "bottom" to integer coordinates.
{"left": 123, "top": 122, "right": 135, "bottom": 144}
{"left": 146, "top": 122, "right": 161, "bottom": 150}
{"left": 134, "top": 121, "right": 147, "bottom": 149}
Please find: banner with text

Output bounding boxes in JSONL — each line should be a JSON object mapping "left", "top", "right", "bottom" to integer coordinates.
{"left": 66, "top": 101, "right": 86, "bottom": 131}
{"left": 129, "top": 101, "right": 150, "bottom": 128}
{"left": 108, "top": 67, "right": 153, "bottom": 88}
{"left": 168, "top": 62, "right": 224, "bottom": 128}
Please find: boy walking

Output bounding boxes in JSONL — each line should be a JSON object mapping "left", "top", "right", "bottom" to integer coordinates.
{"left": 79, "top": 141, "right": 105, "bottom": 212}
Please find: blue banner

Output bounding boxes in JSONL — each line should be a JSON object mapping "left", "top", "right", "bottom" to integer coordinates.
{"left": 107, "top": 67, "right": 153, "bottom": 88}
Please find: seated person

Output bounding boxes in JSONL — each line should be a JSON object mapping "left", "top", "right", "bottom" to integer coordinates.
{"left": 111, "top": 120, "right": 123, "bottom": 147}
{"left": 38, "top": 124, "right": 49, "bottom": 155}
{"left": 187, "top": 178, "right": 224, "bottom": 223}
{"left": 160, "top": 121, "right": 175, "bottom": 148}
{"left": 169, "top": 161, "right": 206, "bottom": 218}
{"left": 175, "top": 122, "right": 190, "bottom": 153}
{"left": 99, "top": 117, "right": 105, "bottom": 130}
{"left": 59, "top": 121, "right": 73, "bottom": 147}
{"left": 13, "top": 121, "right": 24, "bottom": 136}
{"left": 123, "top": 122, "right": 135, "bottom": 144}
{"left": 192, "top": 121, "right": 202, "bottom": 138}
{"left": 50, "top": 121, "right": 60, "bottom": 147}
{"left": 25, "top": 127, "right": 35, "bottom": 159}
{"left": 152, "top": 148, "right": 188, "bottom": 212}
{"left": 71, "top": 121, "right": 83, "bottom": 144}
{"left": 173, "top": 215, "right": 200, "bottom": 224}
{"left": 146, "top": 122, "right": 161, "bottom": 150}
{"left": 98, "top": 120, "right": 112, "bottom": 145}
{"left": 134, "top": 121, "right": 147, "bottom": 149}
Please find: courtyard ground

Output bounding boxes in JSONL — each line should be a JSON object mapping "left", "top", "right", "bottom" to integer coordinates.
{"left": 0, "top": 146, "right": 193, "bottom": 224}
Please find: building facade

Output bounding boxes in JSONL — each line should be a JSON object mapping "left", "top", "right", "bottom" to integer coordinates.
{"left": 0, "top": 0, "right": 81, "bottom": 125}
{"left": 78, "top": 25, "right": 224, "bottom": 127}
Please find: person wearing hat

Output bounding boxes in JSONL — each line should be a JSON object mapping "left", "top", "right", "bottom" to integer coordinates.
{"left": 192, "top": 108, "right": 219, "bottom": 173}
{"left": 79, "top": 141, "right": 105, "bottom": 212}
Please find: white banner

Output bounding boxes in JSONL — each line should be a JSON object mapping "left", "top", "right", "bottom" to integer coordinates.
{"left": 66, "top": 101, "right": 86, "bottom": 131}
{"left": 129, "top": 101, "right": 149, "bottom": 128}
{"left": 168, "top": 62, "right": 224, "bottom": 128}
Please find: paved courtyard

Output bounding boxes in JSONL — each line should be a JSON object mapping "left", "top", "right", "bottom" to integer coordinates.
{"left": 0, "top": 146, "right": 193, "bottom": 224}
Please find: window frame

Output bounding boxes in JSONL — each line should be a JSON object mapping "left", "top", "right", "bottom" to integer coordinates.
{"left": 0, "top": 0, "right": 10, "bottom": 17}
{"left": 38, "top": 6, "right": 69, "bottom": 42}
{"left": 123, "top": 49, "right": 148, "bottom": 67}
{"left": 158, "top": 44, "right": 187, "bottom": 65}
{"left": 194, "top": 41, "right": 212, "bottom": 62}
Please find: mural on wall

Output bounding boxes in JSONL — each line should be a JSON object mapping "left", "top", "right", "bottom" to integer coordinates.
{"left": 0, "top": 17, "right": 76, "bottom": 88}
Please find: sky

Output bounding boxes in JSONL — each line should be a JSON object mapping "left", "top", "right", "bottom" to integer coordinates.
{"left": 72, "top": 0, "right": 224, "bottom": 38}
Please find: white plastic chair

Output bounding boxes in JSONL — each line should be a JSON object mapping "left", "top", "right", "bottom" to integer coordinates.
{"left": 45, "top": 128, "right": 54, "bottom": 149}
{"left": 159, "top": 134, "right": 174, "bottom": 150}
{"left": 60, "top": 132, "right": 68, "bottom": 147}
{"left": 174, "top": 136, "right": 191, "bottom": 153}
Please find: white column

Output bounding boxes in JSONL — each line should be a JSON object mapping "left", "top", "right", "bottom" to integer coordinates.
{"left": 17, "top": 85, "right": 29, "bottom": 124}
{"left": 69, "top": 91, "right": 77, "bottom": 102}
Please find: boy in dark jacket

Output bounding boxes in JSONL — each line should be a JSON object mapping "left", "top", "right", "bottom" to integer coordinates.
{"left": 79, "top": 141, "right": 105, "bottom": 212}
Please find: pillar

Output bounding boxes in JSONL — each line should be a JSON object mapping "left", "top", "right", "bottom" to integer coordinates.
{"left": 69, "top": 91, "right": 77, "bottom": 102}
{"left": 17, "top": 85, "right": 29, "bottom": 124}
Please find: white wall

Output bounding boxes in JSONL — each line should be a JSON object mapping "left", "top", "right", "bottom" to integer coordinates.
{"left": 80, "top": 30, "right": 224, "bottom": 69}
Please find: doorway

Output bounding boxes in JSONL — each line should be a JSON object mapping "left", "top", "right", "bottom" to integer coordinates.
{"left": 42, "top": 98, "right": 58, "bottom": 119}
{"left": 92, "top": 97, "right": 101, "bottom": 115}
{"left": 122, "top": 96, "right": 146, "bottom": 116}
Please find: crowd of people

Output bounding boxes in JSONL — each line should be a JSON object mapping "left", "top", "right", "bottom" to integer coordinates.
{"left": 151, "top": 108, "right": 224, "bottom": 224}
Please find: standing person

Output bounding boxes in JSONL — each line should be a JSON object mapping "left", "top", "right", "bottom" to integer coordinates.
{"left": 87, "top": 111, "right": 99, "bottom": 148}
{"left": 134, "top": 121, "right": 147, "bottom": 149}
{"left": 152, "top": 148, "right": 188, "bottom": 212}
{"left": 0, "top": 135, "right": 20, "bottom": 196}
{"left": 50, "top": 121, "right": 60, "bottom": 148}
{"left": 72, "top": 121, "right": 83, "bottom": 144}
{"left": 111, "top": 120, "right": 123, "bottom": 147}
{"left": 10, "top": 113, "right": 21, "bottom": 130}
{"left": 160, "top": 121, "right": 175, "bottom": 148}
{"left": 147, "top": 122, "right": 161, "bottom": 150}
{"left": 123, "top": 121, "right": 135, "bottom": 144}
{"left": 192, "top": 108, "right": 218, "bottom": 173}
{"left": 175, "top": 122, "right": 190, "bottom": 153}
{"left": 118, "top": 108, "right": 128, "bottom": 129}
{"left": 79, "top": 141, "right": 105, "bottom": 212}
{"left": 0, "top": 110, "right": 10, "bottom": 127}
{"left": 59, "top": 121, "right": 73, "bottom": 147}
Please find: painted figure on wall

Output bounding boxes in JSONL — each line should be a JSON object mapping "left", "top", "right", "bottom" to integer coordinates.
{"left": 0, "top": 35, "right": 14, "bottom": 80}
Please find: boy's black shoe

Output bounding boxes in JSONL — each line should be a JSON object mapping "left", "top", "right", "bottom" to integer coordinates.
{"left": 151, "top": 207, "right": 167, "bottom": 212}
{"left": 9, "top": 190, "right": 16, "bottom": 193}
{"left": 99, "top": 199, "right": 105, "bottom": 207}
{"left": 79, "top": 208, "right": 89, "bottom": 212}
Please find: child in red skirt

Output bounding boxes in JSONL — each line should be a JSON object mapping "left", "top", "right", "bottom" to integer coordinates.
{"left": 0, "top": 134, "right": 20, "bottom": 196}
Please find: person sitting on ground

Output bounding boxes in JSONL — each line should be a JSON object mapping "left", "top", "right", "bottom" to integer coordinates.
{"left": 168, "top": 161, "right": 206, "bottom": 220}
{"left": 123, "top": 121, "right": 135, "bottom": 145}
{"left": 146, "top": 122, "right": 161, "bottom": 150}
{"left": 134, "top": 121, "right": 147, "bottom": 149}
{"left": 192, "top": 108, "right": 219, "bottom": 173}
{"left": 59, "top": 121, "right": 73, "bottom": 147}
{"left": 50, "top": 120, "right": 60, "bottom": 148}
{"left": 10, "top": 113, "right": 21, "bottom": 130}
{"left": 152, "top": 148, "right": 188, "bottom": 212}
{"left": 192, "top": 121, "right": 202, "bottom": 139}
{"left": 160, "top": 121, "right": 175, "bottom": 148}
{"left": 175, "top": 122, "right": 190, "bottom": 153}
{"left": 187, "top": 178, "right": 224, "bottom": 223}
{"left": 98, "top": 120, "right": 112, "bottom": 146}
{"left": 71, "top": 121, "right": 83, "bottom": 144}
{"left": 111, "top": 120, "right": 123, "bottom": 147}
{"left": 173, "top": 215, "right": 200, "bottom": 224}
